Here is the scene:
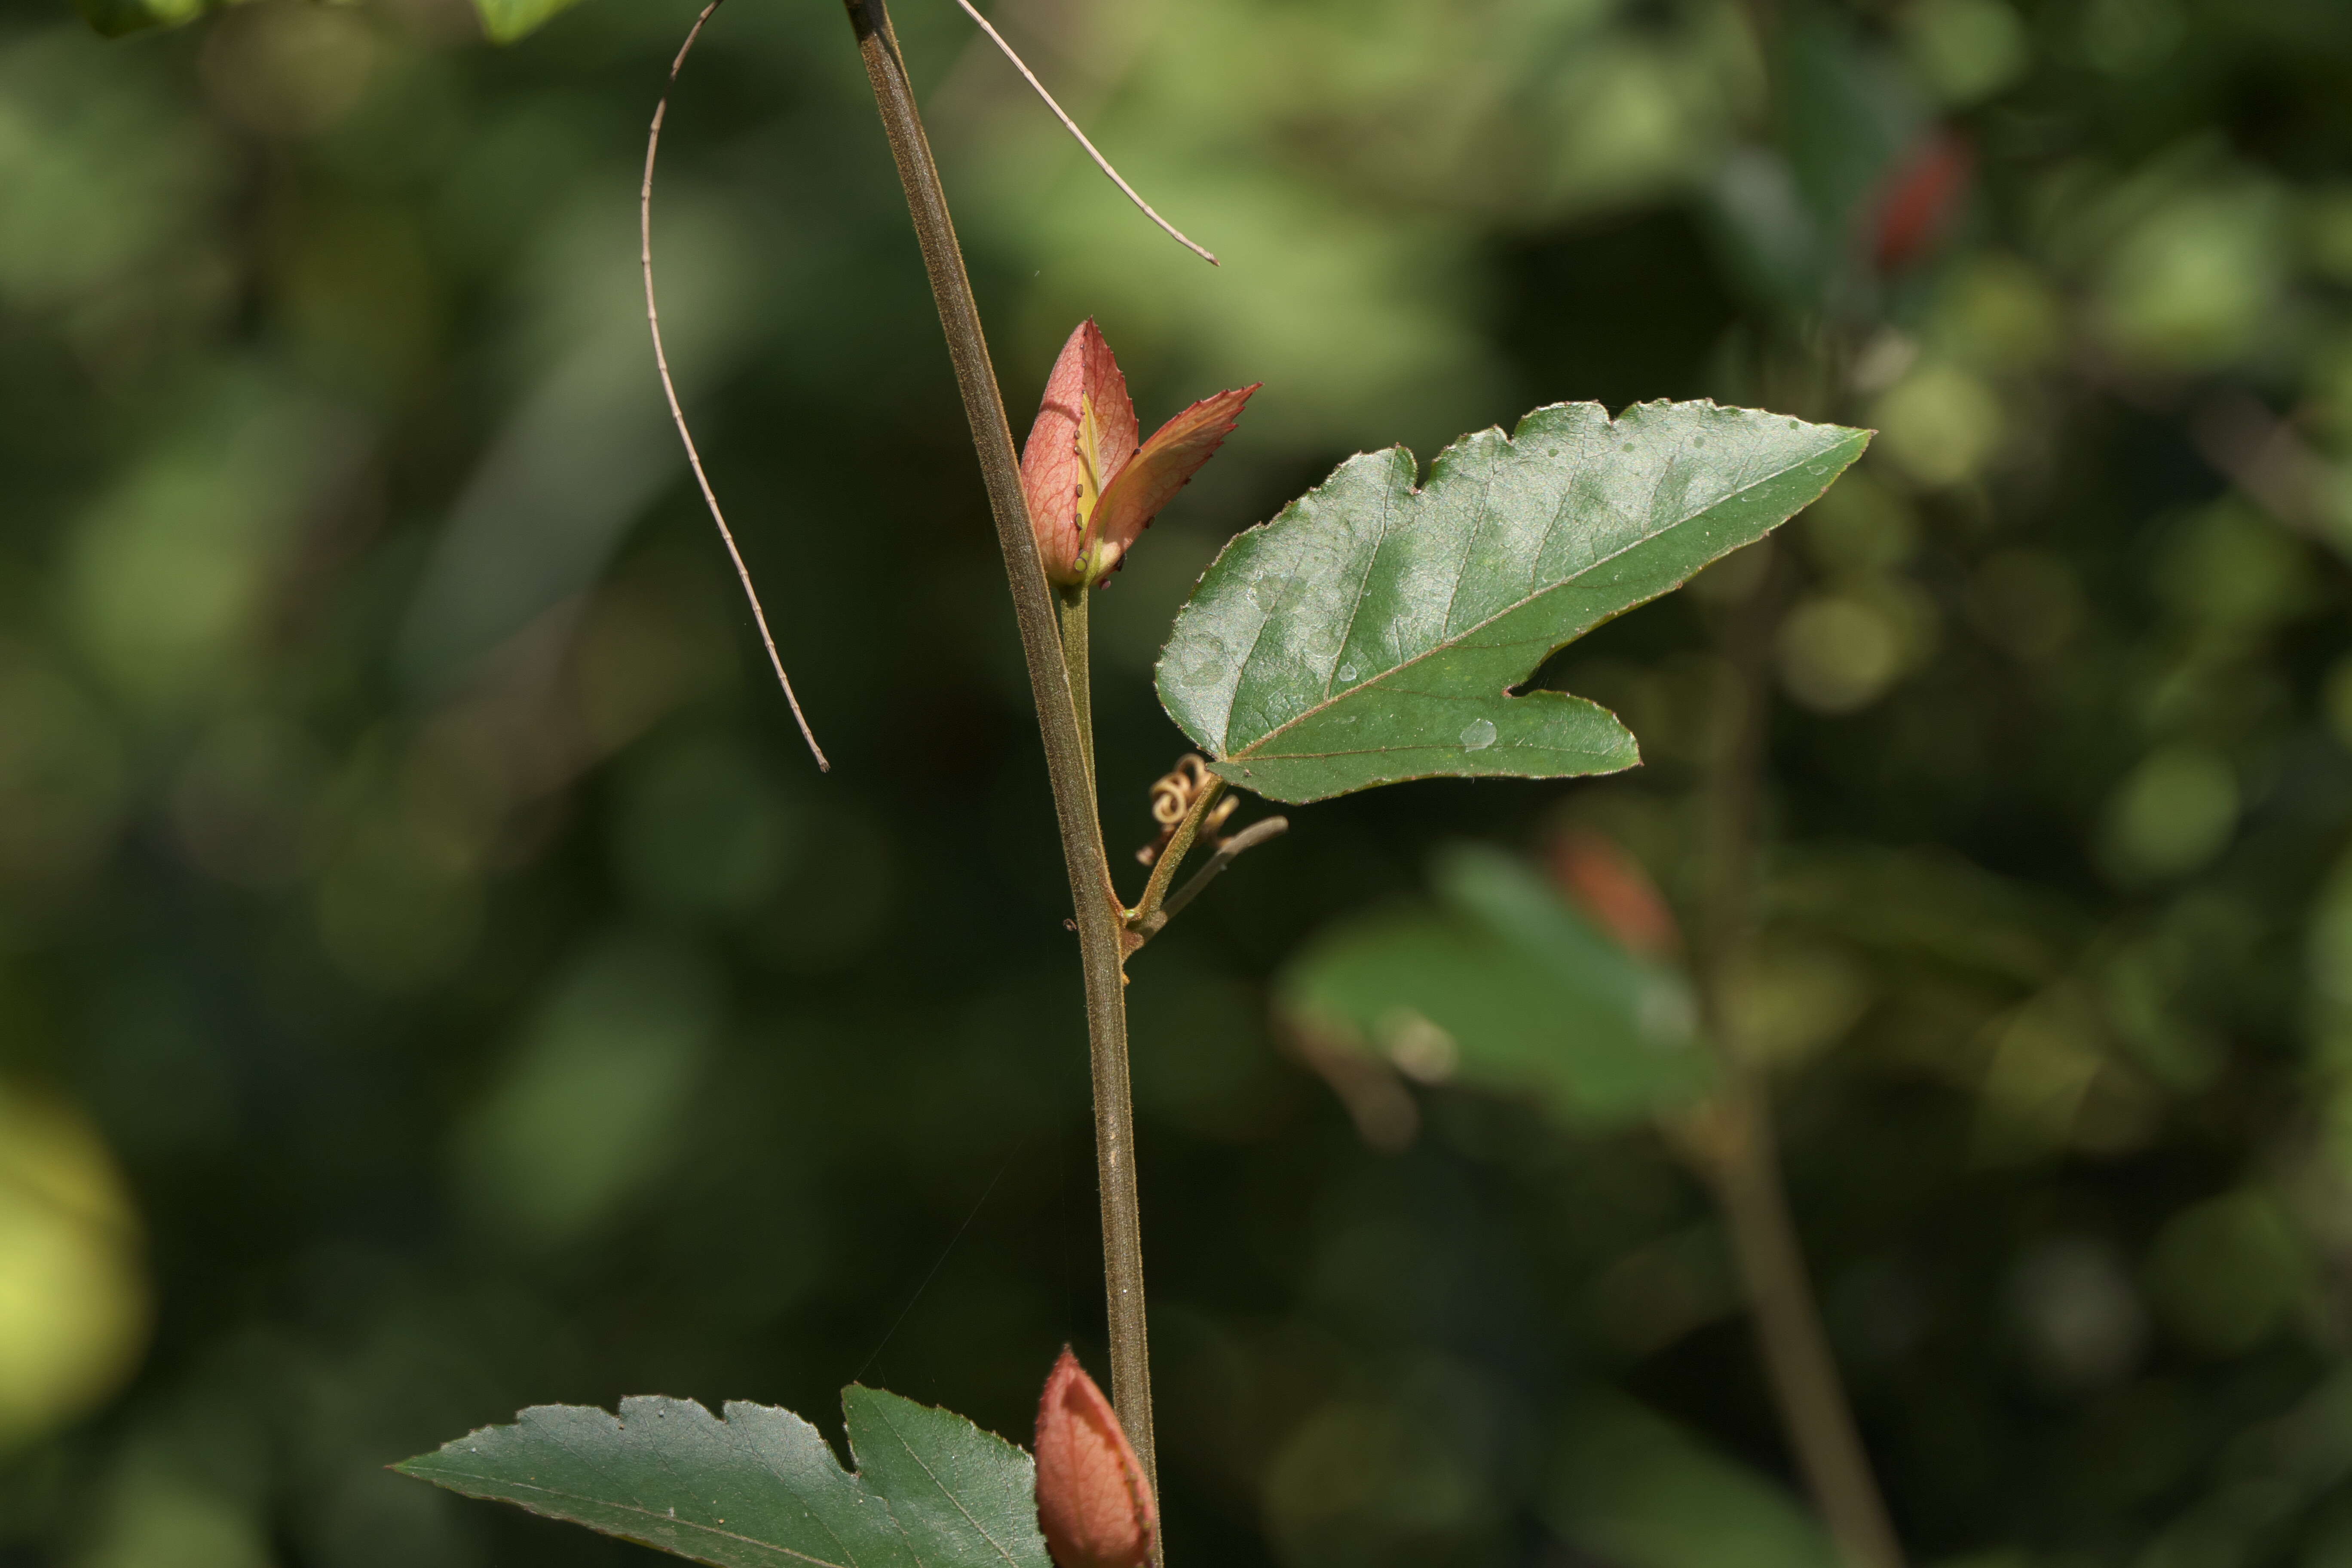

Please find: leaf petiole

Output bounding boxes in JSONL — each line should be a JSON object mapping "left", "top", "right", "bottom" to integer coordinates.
{"left": 1133, "top": 815, "right": 1288, "bottom": 943}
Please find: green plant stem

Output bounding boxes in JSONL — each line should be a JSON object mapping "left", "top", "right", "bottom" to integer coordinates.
{"left": 840, "top": 0, "right": 1159, "bottom": 1520}
{"left": 1058, "top": 585, "right": 1096, "bottom": 799}
{"left": 1690, "top": 546, "right": 1904, "bottom": 1568}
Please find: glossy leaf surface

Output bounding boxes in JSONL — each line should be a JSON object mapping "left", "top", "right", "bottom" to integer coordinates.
{"left": 396, "top": 1385, "right": 1051, "bottom": 1568}
{"left": 1157, "top": 400, "right": 1868, "bottom": 802}
{"left": 1278, "top": 844, "right": 1714, "bottom": 1128}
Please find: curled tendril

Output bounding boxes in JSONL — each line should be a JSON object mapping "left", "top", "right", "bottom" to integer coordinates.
{"left": 1137, "top": 754, "right": 1236, "bottom": 866}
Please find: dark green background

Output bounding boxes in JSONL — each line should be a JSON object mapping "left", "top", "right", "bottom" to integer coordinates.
{"left": 4, "top": 0, "right": 2352, "bottom": 1565}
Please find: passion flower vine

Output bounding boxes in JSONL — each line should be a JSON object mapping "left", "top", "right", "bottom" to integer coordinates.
{"left": 386, "top": 3, "right": 1876, "bottom": 1563}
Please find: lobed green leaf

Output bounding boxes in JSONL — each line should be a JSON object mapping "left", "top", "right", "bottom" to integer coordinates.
{"left": 1156, "top": 400, "right": 1869, "bottom": 803}
{"left": 395, "top": 1384, "right": 1052, "bottom": 1568}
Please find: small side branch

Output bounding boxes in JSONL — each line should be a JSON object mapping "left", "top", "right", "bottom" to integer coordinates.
{"left": 644, "top": 0, "right": 829, "bottom": 771}
{"left": 949, "top": 0, "right": 1218, "bottom": 266}
{"left": 1133, "top": 815, "right": 1286, "bottom": 941}
{"left": 1125, "top": 764, "right": 1223, "bottom": 931}
{"left": 1683, "top": 1089, "right": 1903, "bottom": 1568}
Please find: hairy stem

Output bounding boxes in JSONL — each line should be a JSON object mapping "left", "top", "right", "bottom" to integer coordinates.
{"left": 1058, "top": 585, "right": 1096, "bottom": 799}
{"left": 840, "top": 0, "right": 1159, "bottom": 1515}
{"left": 1687, "top": 547, "right": 1903, "bottom": 1568}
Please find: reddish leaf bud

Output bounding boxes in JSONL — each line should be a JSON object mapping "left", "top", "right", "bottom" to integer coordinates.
{"left": 1545, "top": 829, "right": 1682, "bottom": 959}
{"left": 1020, "top": 320, "right": 1258, "bottom": 588}
{"left": 1033, "top": 1348, "right": 1156, "bottom": 1568}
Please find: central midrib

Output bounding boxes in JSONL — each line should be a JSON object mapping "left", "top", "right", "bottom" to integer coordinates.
{"left": 1215, "top": 710, "right": 1626, "bottom": 768}
{"left": 418, "top": 1471, "right": 851, "bottom": 1568}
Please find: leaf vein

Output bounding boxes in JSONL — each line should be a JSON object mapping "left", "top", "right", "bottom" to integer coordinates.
{"left": 1226, "top": 436, "right": 1846, "bottom": 760}
{"left": 1434, "top": 446, "right": 1496, "bottom": 641}
{"left": 718, "top": 1410, "right": 870, "bottom": 1568}
{"left": 1319, "top": 456, "right": 1399, "bottom": 702}
{"left": 872, "top": 1402, "right": 1025, "bottom": 1568}
{"left": 410, "top": 1472, "right": 850, "bottom": 1568}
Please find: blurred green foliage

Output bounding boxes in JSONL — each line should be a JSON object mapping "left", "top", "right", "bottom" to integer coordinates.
{"left": 1280, "top": 844, "right": 1715, "bottom": 1130}
{"left": 4, "top": 0, "right": 2352, "bottom": 1566}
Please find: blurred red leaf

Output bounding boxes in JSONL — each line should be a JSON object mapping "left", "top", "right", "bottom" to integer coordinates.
{"left": 1545, "top": 830, "right": 1682, "bottom": 959}
{"left": 1871, "top": 130, "right": 1973, "bottom": 274}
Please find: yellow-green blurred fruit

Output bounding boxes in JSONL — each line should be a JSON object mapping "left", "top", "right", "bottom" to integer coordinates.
{"left": 0, "top": 1082, "right": 150, "bottom": 1449}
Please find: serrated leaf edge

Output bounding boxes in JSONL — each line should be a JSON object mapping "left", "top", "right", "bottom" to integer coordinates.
{"left": 394, "top": 1401, "right": 844, "bottom": 1568}
{"left": 395, "top": 1387, "right": 1041, "bottom": 1568}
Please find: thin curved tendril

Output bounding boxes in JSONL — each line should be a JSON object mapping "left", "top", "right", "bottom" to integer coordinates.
{"left": 643, "top": 0, "right": 830, "bottom": 771}
{"left": 950, "top": 0, "right": 1219, "bottom": 267}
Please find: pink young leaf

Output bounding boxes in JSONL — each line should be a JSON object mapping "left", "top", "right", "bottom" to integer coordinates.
{"left": 1033, "top": 1348, "right": 1155, "bottom": 1568}
{"left": 1871, "top": 130, "right": 1973, "bottom": 274}
{"left": 1020, "top": 320, "right": 1138, "bottom": 586}
{"left": 1085, "top": 383, "right": 1260, "bottom": 583}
